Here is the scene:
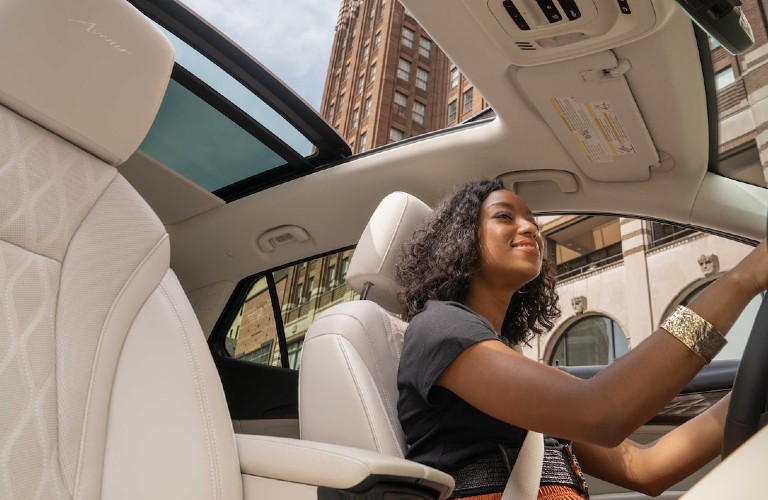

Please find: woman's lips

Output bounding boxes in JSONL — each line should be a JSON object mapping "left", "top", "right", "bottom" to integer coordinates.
{"left": 511, "top": 243, "right": 540, "bottom": 255}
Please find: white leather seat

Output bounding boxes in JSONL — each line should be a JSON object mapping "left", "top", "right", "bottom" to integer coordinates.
{"left": 0, "top": 2, "right": 453, "bottom": 498}
{"left": 299, "top": 192, "right": 432, "bottom": 457}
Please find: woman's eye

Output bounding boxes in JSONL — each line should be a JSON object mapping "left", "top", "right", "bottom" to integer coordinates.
{"left": 493, "top": 212, "right": 513, "bottom": 220}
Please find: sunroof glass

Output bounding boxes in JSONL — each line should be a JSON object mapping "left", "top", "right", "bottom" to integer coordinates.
{"left": 138, "top": 24, "right": 318, "bottom": 193}
{"left": 140, "top": 79, "right": 287, "bottom": 191}
{"left": 159, "top": 27, "right": 313, "bottom": 156}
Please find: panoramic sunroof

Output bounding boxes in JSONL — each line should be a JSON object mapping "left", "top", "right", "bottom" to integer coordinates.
{"left": 140, "top": 79, "right": 288, "bottom": 191}
{"left": 138, "top": 27, "right": 311, "bottom": 192}
{"left": 129, "top": 0, "right": 350, "bottom": 201}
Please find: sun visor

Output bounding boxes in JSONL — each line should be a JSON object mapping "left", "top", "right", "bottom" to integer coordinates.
{"left": 516, "top": 50, "right": 660, "bottom": 182}
{"left": 0, "top": 0, "right": 174, "bottom": 165}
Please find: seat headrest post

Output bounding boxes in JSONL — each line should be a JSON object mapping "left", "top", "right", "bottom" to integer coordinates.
{"left": 360, "top": 282, "right": 373, "bottom": 301}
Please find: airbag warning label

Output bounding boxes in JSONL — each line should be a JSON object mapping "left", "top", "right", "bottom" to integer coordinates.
{"left": 550, "top": 97, "right": 636, "bottom": 164}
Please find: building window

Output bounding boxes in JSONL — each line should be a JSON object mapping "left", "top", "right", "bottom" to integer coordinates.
{"left": 447, "top": 100, "right": 457, "bottom": 123}
{"left": 327, "top": 103, "right": 335, "bottom": 121}
{"left": 648, "top": 222, "right": 696, "bottom": 249}
{"left": 357, "top": 75, "right": 365, "bottom": 94}
{"left": 419, "top": 37, "right": 432, "bottom": 58}
{"left": 374, "top": 31, "right": 381, "bottom": 52}
{"left": 286, "top": 340, "right": 303, "bottom": 370}
{"left": 240, "top": 339, "right": 274, "bottom": 365}
{"left": 342, "top": 62, "right": 350, "bottom": 81}
{"left": 351, "top": 107, "right": 359, "bottom": 129}
{"left": 338, "top": 93, "right": 345, "bottom": 111}
{"left": 450, "top": 67, "right": 459, "bottom": 89}
{"left": 549, "top": 216, "right": 623, "bottom": 279}
{"left": 326, "top": 265, "right": 336, "bottom": 289}
{"left": 394, "top": 91, "right": 408, "bottom": 115}
{"left": 397, "top": 58, "right": 411, "bottom": 81}
{"left": 462, "top": 88, "right": 474, "bottom": 114}
{"left": 412, "top": 101, "right": 426, "bottom": 125}
{"left": 401, "top": 27, "right": 415, "bottom": 48}
{"left": 415, "top": 68, "right": 429, "bottom": 91}
{"left": 549, "top": 315, "right": 629, "bottom": 367}
{"left": 359, "top": 132, "right": 367, "bottom": 152}
{"left": 295, "top": 283, "right": 304, "bottom": 304}
{"left": 333, "top": 75, "right": 339, "bottom": 92}
{"left": 306, "top": 277, "right": 314, "bottom": 301}
{"left": 369, "top": 62, "right": 377, "bottom": 82}
{"left": 715, "top": 66, "right": 735, "bottom": 90}
{"left": 362, "top": 44, "right": 369, "bottom": 61}
{"left": 341, "top": 257, "right": 350, "bottom": 281}
{"left": 364, "top": 96, "right": 372, "bottom": 117}
{"left": 389, "top": 127, "right": 404, "bottom": 143}
{"left": 708, "top": 34, "right": 721, "bottom": 50}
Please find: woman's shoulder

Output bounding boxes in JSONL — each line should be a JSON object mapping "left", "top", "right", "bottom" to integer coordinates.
{"left": 408, "top": 300, "right": 496, "bottom": 335}
{"left": 411, "top": 300, "right": 479, "bottom": 324}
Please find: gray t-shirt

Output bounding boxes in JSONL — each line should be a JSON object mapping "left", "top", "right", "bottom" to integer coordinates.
{"left": 397, "top": 300, "right": 526, "bottom": 470}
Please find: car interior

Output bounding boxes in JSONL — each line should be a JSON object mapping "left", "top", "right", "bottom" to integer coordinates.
{"left": 1, "top": 0, "right": 767, "bottom": 499}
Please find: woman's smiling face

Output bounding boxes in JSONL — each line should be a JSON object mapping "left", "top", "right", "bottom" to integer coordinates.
{"left": 474, "top": 189, "right": 544, "bottom": 290}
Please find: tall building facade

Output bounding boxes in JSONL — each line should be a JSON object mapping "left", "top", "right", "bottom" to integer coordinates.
{"left": 318, "top": 0, "right": 488, "bottom": 151}
{"left": 225, "top": 0, "right": 766, "bottom": 371}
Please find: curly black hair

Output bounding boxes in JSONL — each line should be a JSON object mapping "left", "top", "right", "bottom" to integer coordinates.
{"left": 396, "top": 179, "right": 560, "bottom": 345}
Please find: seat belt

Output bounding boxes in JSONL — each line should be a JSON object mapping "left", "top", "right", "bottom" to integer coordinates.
{"left": 501, "top": 430, "right": 544, "bottom": 500}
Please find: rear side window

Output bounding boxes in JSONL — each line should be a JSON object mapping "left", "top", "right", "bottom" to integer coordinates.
{"left": 223, "top": 248, "right": 357, "bottom": 369}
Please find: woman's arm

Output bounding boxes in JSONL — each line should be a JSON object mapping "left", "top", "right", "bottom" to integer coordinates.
{"left": 436, "top": 242, "right": 766, "bottom": 447}
{"left": 573, "top": 393, "right": 730, "bottom": 497}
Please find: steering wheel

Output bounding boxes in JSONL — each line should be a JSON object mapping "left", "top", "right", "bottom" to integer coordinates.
{"left": 722, "top": 291, "right": 768, "bottom": 458}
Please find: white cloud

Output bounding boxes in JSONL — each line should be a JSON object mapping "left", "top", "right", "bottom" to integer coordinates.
{"left": 181, "top": 0, "right": 341, "bottom": 110}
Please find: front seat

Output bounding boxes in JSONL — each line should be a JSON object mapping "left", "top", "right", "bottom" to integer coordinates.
{"left": 299, "top": 192, "right": 431, "bottom": 456}
{"left": 0, "top": 1, "right": 453, "bottom": 498}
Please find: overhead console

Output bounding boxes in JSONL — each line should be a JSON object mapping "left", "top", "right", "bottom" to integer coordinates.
{"left": 465, "top": 0, "right": 678, "bottom": 65}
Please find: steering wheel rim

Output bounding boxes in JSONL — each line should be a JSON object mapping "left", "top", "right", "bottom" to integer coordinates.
{"left": 722, "top": 291, "right": 768, "bottom": 458}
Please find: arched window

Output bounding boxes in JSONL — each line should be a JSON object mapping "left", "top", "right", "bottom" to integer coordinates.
{"left": 549, "top": 315, "right": 628, "bottom": 366}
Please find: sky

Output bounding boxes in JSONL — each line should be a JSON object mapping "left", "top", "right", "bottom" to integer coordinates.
{"left": 181, "top": 0, "right": 342, "bottom": 111}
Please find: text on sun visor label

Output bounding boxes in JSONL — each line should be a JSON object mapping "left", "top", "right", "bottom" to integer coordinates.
{"left": 550, "top": 97, "right": 637, "bottom": 163}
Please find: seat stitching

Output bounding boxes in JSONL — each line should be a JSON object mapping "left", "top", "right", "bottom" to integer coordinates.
{"left": 309, "top": 308, "right": 404, "bottom": 454}
{"left": 159, "top": 278, "right": 221, "bottom": 500}
{"left": 72, "top": 234, "right": 167, "bottom": 499}
{"left": 337, "top": 337, "right": 381, "bottom": 451}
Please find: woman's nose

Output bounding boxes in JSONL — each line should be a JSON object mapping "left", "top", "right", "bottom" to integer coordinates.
{"left": 518, "top": 217, "right": 538, "bottom": 236}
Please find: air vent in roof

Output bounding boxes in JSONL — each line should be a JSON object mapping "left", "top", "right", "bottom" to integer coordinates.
{"left": 516, "top": 41, "right": 537, "bottom": 51}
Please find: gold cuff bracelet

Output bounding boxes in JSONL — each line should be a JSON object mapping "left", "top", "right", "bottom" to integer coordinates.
{"left": 660, "top": 305, "right": 727, "bottom": 364}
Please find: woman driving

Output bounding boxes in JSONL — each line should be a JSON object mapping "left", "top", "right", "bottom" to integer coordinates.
{"left": 395, "top": 179, "right": 767, "bottom": 499}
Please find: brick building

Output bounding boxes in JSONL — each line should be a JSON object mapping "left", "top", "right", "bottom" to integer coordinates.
{"left": 319, "top": 0, "right": 488, "bottom": 151}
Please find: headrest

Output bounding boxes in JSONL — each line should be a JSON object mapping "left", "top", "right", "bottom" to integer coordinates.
{"left": 0, "top": 0, "right": 174, "bottom": 165}
{"left": 346, "top": 192, "right": 432, "bottom": 313}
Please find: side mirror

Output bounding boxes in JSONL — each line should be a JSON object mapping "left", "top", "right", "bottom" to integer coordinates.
{"left": 675, "top": 0, "right": 754, "bottom": 54}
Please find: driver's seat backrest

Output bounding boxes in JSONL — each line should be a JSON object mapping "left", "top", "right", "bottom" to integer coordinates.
{"left": 0, "top": 1, "right": 241, "bottom": 498}
{"left": 298, "top": 192, "right": 432, "bottom": 457}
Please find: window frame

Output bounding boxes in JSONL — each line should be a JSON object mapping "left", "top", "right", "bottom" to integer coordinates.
{"left": 415, "top": 67, "right": 429, "bottom": 91}
{"left": 397, "top": 58, "right": 412, "bottom": 81}
{"left": 412, "top": 100, "right": 426, "bottom": 125}
{"left": 209, "top": 247, "right": 357, "bottom": 370}
{"left": 447, "top": 99, "right": 458, "bottom": 123}
{"left": 462, "top": 88, "right": 474, "bottom": 114}
{"left": 401, "top": 26, "right": 415, "bottom": 48}
{"left": 419, "top": 37, "right": 432, "bottom": 58}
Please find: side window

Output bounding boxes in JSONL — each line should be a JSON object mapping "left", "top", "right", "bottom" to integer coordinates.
{"left": 222, "top": 248, "right": 358, "bottom": 370}
{"left": 540, "top": 215, "right": 757, "bottom": 366}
